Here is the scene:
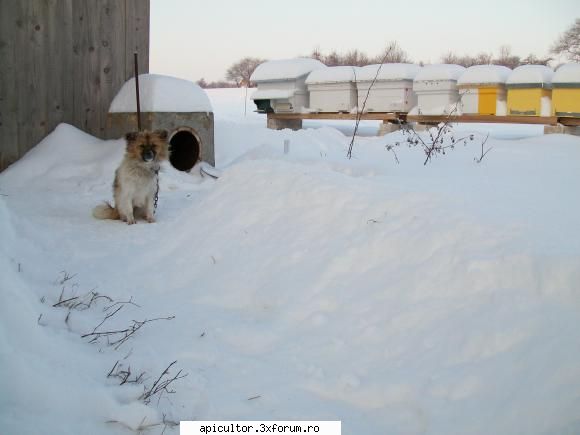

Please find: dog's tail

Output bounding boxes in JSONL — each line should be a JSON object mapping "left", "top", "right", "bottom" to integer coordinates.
{"left": 92, "top": 202, "right": 120, "bottom": 220}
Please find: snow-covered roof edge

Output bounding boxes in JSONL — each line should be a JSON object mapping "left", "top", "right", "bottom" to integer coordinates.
{"left": 457, "top": 65, "right": 512, "bottom": 85}
{"left": 414, "top": 64, "right": 466, "bottom": 82}
{"left": 357, "top": 63, "right": 421, "bottom": 81}
{"left": 506, "top": 65, "right": 553, "bottom": 87}
{"left": 251, "top": 58, "right": 326, "bottom": 82}
{"left": 305, "top": 66, "right": 360, "bottom": 84}
{"left": 552, "top": 63, "right": 580, "bottom": 86}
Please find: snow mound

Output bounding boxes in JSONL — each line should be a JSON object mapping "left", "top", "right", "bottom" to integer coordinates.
{"left": 251, "top": 58, "right": 326, "bottom": 82}
{"left": 0, "top": 123, "right": 122, "bottom": 188}
{"left": 458, "top": 65, "right": 512, "bottom": 85}
{"left": 357, "top": 63, "right": 421, "bottom": 81}
{"left": 109, "top": 74, "right": 213, "bottom": 113}
{"left": 552, "top": 63, "right": 580, "bottom": 85}
{"left": 305, "top": 66, "right": 359, "bottom": 84}
{"left": 414, "top": 64, "right": 466, "bottom": 82}
{"left": 506, "top": 65, "right": 553, "bottom": 86}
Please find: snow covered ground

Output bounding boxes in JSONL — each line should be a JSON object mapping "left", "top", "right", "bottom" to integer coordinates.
{"left": 1, "top": 88, "right": 580, "bottom": 435}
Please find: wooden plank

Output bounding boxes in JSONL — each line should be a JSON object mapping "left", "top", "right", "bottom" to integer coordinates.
{"left": 46, "top": 0, "right": 73, "bottom": 130}
{"left": 72, "top": 0, "right": 102, "bottom": 136}
{"left": 558, "top": 117, "right": 580, "bottom": 127}
{"left": 98, "top": 0, "right": 125, "bottom": 137}
{"left": 406, "top": 114, "right": 560, "bottom": 125}
{"left": 124, "top": 0, "right": 150, "bottom": 81}
{"left": 15, "top": 0, "right": 34, "bottom": 160}
{"left": 0, "top": 0, "right": 19, "bottom": 170}
{"left": 268, "top": 112, "right": 404, "bottom": 121}
{"left": 29, "top": 0, "right": 50, "bottom": 152}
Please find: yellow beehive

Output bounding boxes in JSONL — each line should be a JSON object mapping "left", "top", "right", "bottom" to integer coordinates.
{"left": 457, "top": 65, "right": 511, "bottom": 115}
{"left": 506, "top": 65, "right": 553, "bottom": 116}
{"left": 551, "top": 63, "right": 580, "bottom": 117}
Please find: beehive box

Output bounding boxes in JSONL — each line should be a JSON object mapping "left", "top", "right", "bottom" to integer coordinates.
{"left": 305, "top": 66, "right": 359, "bottom": 112}
{"left": 413, "top": 64, "right": 466, "bottom": 115}
{"left": 551, "top": 63, "right": 580, "bottom": 117}
{"left": 457, "top": 65, "right": 512, "bottom": 115}
{"left": 250, "top": 58, "right": 326, "bottom": 113}
{"left": 506, "top": 65, "right": 553, "bottom": 116}
{"left": 356, "top": 63, "right": 421, "bottom": 112}
{"left": 107, "top": 74, "right": 214, "bottom": 170}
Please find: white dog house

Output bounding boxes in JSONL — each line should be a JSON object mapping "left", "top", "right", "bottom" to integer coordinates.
{"left": 356, "top": 63, "right": 421, "bottom": 112}
{"left": 250, "top": 58, "right": 326, "bottom": 114}
{"left": 305, "top": 66, "right": 359, "bottom": 112}
{"left": 108, "top": 74, "right": 214, "bottom": 170}
{"left": 457, "top": 65, "right": 512, "bottom": 115}
{"left": 413, "top": 64, "right": 466, "bottom": 115}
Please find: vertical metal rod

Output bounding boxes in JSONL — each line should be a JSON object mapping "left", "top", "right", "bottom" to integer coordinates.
{"left": 134, "top": 52, "right": 142, "bottom": 131}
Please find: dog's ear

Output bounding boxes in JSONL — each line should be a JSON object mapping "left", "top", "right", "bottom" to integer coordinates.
{"left": 153, "top": 129, "right": 169, "bottom": 141}
{"left": 125, "top": 131, "right": 138, "bottom": 142}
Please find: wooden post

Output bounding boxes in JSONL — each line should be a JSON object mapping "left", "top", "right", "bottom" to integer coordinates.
{"left": 134, "top": 52, "right": 142, "bottom": 131}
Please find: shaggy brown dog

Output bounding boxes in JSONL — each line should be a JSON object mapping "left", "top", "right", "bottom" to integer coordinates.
{"left": 93, "top": 130, "right": 168, "bottom": 224}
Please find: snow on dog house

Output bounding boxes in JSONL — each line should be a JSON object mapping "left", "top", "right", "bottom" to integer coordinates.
{"left": 356, "top": 63, "right": 421, "bottom": 112}
{"left": 551, "top": 63, "right": 580, "bottom": 117}
{"left": 305, "top": 66, "right": 360, "bottom": 112}
{"left": 457, "top": 65, "right": 512, "bottom": 115}
{"left": 250, "top": 58, "right": 326, "bottom": 113}
{"left": 413, "top": 64, "right": 466, "bottom": 115}
{"left": 108, "top": 74, "right": 214, "bottom": 170}
{"left": 506, "top": 65, "right": 553, "bottom": 116}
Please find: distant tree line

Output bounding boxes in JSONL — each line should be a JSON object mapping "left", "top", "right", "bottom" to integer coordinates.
{"left": 201, "top": 18, "right": 579, "bottom": 88}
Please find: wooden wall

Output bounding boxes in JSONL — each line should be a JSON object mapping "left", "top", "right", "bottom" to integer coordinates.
{"left": 0, "top": 0, "right": 150, "bottom": 171}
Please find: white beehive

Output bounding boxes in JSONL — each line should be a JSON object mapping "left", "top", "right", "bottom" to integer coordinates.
{"left": 250, "top": 58, "right": 326, "bottom": 113}
{"left": 457, "top": 65, "right": 512, "bottom": 115}
{"left": 356, "top": 63, "right": 421, "bottom": 112}
{"left": 413, "top": 64, "right": 466, "bottom": 115}
{"left": 305, "top": 66, "right": 359, "bottom": 112}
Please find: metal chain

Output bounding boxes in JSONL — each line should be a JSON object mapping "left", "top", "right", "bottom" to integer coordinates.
{"left": 153, "top": 170, "right": 159, "bottom": 213}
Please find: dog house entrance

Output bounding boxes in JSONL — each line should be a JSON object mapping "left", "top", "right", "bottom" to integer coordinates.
{"left": 169, "top": 129, "right": 200, "bottom": 172}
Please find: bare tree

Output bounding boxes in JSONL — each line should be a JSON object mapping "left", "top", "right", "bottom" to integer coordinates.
{"left": 374, "top": 41, "right": 410, "bottom": 64}
{"left": 520, "top": 53, "right": 551, "bottom": 66}
{"left": 441, "top": 51, "right": 493, "bottom": 67}
{"left": 494, "top": 45, "right": 521, "bottom": 69}
{"left": 309, "top": 41, "right": 410, "bottom": 67}
{"left": 226, "top": 57, "right": 266, "bottom": 87}
{"left": 551, "top": 18, "right": 580, "bottom": 62}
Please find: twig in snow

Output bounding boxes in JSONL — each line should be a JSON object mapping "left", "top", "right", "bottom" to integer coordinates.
{"left": 82, "top": 316, "right": 175, "bottom": 350}
{"left": 474, "top": 133, "right": 492, "bottom": 163}
{"left": 139, "top": 360, "right": 188, "bottom": 404}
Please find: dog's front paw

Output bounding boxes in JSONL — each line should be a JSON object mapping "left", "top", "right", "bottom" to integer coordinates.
{"left": 146, "top": 216, "right": 156, "bottom": 223}
{"left": 126, "top": 217, "right": 136, "bottom": 225}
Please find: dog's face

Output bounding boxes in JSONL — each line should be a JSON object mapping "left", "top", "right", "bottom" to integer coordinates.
{"left": 125, "top": 130, "right": 169, "bottom": 163}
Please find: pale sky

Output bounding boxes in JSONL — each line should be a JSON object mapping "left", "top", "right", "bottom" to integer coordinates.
{"left": 150, "top": 0, "right": 579, "bottom": 82}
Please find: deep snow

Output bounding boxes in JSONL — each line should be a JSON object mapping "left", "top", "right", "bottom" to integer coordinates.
{"left": 1, "top": 88, "right": 580, "bottom": 435}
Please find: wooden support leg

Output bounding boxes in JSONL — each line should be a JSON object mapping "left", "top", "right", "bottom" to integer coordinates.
{"left": 378, "top": 121, "right": 402, "bottom": 136}
{"left": 544, "top": 124, "right": 580, "bottom": 136}
{"left": 266, "top": 117, "right": 303, "bottom": 131}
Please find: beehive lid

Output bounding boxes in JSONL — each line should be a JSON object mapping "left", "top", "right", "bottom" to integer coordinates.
{"left": 305, "top": 66, "right": 359, "bottom": 84}
{"left": 506, "top": 65, "right": 553, "bottom": 86}
{"left": 251, "top": 58, "right": 326, "bottom": 82}
{"left": 357, "top": 63, "right": 421, "bottom": 81}
{"left": 552, "top": 63, "right": 580, "bottom": 85}
{"left": 250, "top": 89, "right": 294, "bottom": 100}
{"left": 109, "top": 74, "right": 212, "bottom": 113}
{"left": 458, "top": 65, "right": 512, "bottom": 85}
{"left": 414, "top": 64, "right": 466, "bottom": 82}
